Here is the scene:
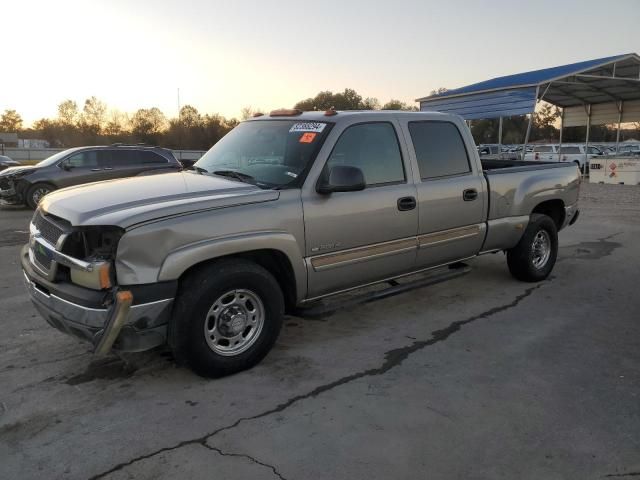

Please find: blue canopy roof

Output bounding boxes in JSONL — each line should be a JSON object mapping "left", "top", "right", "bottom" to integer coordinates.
{"left": 418, "top": 53, "right": 640, "bottom": 120}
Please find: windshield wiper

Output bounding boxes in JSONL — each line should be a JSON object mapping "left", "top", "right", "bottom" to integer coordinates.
{"left": 193, "top": 166, "right": 209, "bottom": 174}
{"left": 213, "top": 170, "right": 256, "bottom": 184}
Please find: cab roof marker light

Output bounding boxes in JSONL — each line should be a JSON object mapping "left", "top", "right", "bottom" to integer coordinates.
{"left": 324, "top": 107, "right": 338, "bottom": 116}
{"left": 269, "top": 109, "right": 303, "bottom": 117}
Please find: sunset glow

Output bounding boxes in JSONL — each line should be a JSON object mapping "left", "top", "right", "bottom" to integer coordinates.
{"left": 3, "top": 0, "right": 639, "bottom": 124}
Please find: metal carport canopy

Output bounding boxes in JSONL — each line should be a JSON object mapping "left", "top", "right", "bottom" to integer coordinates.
{"left": 417, "top": 53, "right": 640, "bottom": 125}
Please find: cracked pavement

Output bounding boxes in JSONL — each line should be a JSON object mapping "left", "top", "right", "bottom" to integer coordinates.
{"left": 1, "top": 182, "right": 639, "bottom": 479}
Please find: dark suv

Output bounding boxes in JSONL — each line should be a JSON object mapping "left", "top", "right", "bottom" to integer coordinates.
{"left": 0, "top": 145, "right": 181, "bottom": 208}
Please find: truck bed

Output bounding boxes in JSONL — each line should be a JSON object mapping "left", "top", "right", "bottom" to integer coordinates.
{"left": 481, "top": 159, "right": 577, "bottom": 173}
{"left": 480, "top": 159, "right": 580, "bottom": 222}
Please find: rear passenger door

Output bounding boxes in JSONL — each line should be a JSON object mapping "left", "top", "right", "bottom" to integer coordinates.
{"left": 401, "top": 119, "right": 487, "bottom": 268}
{"left": 106, "top": 149, "right": 169, "bottom": 179}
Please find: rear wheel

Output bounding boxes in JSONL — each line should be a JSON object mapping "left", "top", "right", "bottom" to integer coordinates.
{"left": 26, "top": 182, "right": 56, "bottom": 209}
{"left": 169, "top": 259, "right": 284, "bottom": 378}
{"left": 507, "top": 214, "right": 558, "bottom": 282}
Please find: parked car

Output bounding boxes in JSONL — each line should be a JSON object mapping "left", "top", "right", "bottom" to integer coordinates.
{"left": 524, "top": 144, "right": 601, "bottom": 172}
{"left": 478, "top": 144, "right": 518, "bottom": 161}
{"left": 0, "top": 145, "right": 181, "bottom": 208}
{"left": 617, "top": 144, "right": 640, "bottom": 156}
{"left": 22, "top": 110, "right": 580, "bottom": 377}
{"left": 0, "top": 155, "right": 21, "bottom": 171}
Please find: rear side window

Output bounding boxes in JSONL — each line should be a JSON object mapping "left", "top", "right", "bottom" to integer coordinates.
{"left": 533, "top": 146, "right": 553, "bottom": 153}
{"left": 109, "top": 150, "right": 168, "bottom": 167}
{"left": 139, "top": 151, "right": 168, "bottom": 164}
{"left": 326, "top": 122, "right": 405, "bottom": 186}
{"left": 408, "top": 121, "right": 471, "bottom": 179}
{"left": 560, "top": 146, "right": 580, "bottom": 154}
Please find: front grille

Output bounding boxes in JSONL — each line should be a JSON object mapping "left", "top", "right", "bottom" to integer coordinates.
{"left": 33, "top": 210, "right": 68, "bottom": 246}
{"left": 33, "top": 244, "right": 53, "bottom": 269}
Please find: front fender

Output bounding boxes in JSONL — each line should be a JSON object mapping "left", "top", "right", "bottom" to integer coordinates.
{"left": 156, "top": 231, "right": 307, "bottom": 302}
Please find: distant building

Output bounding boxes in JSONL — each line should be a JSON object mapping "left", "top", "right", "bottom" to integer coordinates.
{"left": 18, "top": 138, "right": 50, "bottom": 148}
{"left": 0, "top": 132, "right": 18, "bottom": 147}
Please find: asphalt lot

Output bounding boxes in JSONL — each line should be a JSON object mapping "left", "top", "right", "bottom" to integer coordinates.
{"left": 1, "top": 182, "right": 639, "bottom": 480}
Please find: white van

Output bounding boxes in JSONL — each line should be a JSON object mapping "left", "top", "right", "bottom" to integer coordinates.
{"left": 524, "top": 144, "right": 602, "bottom": 172}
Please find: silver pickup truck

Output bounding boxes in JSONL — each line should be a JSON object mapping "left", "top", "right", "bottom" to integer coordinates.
{"left": 21, "top": 110, "right": 580, "bottom": 377}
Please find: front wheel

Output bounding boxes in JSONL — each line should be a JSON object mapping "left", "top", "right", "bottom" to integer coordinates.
{"left": 169, "top": 259, "right": 284, "bottom": 378}
{"left": 507, "top": 214, "right": 558, "bottom": 282}
{"left": 26, "top": 182, "right": 56, "bottom": 209}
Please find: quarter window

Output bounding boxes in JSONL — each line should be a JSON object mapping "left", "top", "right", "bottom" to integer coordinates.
{"left": 326, "top": 122, "right": 405, "bottom": 186}
{"left": 408, "top": 121, "right": 471, "bottom": 179}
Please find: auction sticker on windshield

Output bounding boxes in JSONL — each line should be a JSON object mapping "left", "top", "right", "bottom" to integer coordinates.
{"left": 289, "top": 122, "right": 326, "bottom": 133}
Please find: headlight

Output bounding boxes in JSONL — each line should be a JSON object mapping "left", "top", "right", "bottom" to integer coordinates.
{"left": 71, "top": 262, "right": 113, "bottom": 290}
{"left": 61, "top": 226, "right": 124, "bottom": 290}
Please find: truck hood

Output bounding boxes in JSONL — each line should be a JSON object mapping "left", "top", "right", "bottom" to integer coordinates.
{"left": 41, "top": 171, "right": 280, "bottom": 228}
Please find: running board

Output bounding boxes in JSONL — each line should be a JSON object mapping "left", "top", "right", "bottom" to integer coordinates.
{"left": 296, "top": 263, "right": 471, "bottom": 318}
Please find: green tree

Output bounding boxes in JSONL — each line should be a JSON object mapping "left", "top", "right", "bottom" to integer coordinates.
{"left": 295, "top": 88, "right": 368, "bottom": 111}
{"left": 131, "top": 107, "right": 168, "bottom": 143}
{"left": 532, "top": 103, "right": 560, "bottom": 141}
{"left": 57, "top": 100, "right": 79, "bottom": 126}
{"left": 80, "top": 96, "right": 107, "bottom": 134}
{"left": 382, "top": 99, "right": 418, "bottom": 111}
{"left": 0, "top": 109, "right": 23, "bottom": 132}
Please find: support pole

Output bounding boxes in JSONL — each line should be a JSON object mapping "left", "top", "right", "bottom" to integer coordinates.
{"left": 498, "top": 117, "right": 503, "bottom": 158}
{"left": 522, "top": 86, "right": 540, "bottom": 161}
{"left": 584, "top": 104, "right": 592, "bottom": 175}
{"left": 615, "top": 101, "right": 623, "bottom": 154}
{"left": 558, "top": 108, "right": 564, "bottom": 152}
{"left": 522, "top": 113, "right": 533, "bottom": 160}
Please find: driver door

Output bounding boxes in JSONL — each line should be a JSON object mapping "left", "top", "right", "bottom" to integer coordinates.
{"left": 301, "top": 121, "right": 418, "bottom": 298}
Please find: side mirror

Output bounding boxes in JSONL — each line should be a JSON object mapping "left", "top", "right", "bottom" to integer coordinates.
{"left": 317, "top": 165, "right": 366, "bottom": 194}
{"left": 61, "top": 162, "right": 73, "bottom": 171}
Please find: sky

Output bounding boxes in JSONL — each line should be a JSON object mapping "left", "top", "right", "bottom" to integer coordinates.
{"left": 3, "top": 0, "right": 639, "bottom": 125}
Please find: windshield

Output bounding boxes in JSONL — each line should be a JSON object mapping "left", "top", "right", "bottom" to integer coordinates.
{"left": 194, "top": 120, "right": 332, "bottom": 188}
{"left": 36, "top": 148, "right": 79, "bottom": 167}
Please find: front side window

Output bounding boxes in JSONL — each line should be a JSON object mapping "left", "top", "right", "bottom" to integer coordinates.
{"left": 325, "top": 122, "right": 405, "bottom": 186}
{"left": 65, "top": 151, "right": 99, "bottom": 168}
{"left": 195, "top": 120, "right": 332, "bottom": 188}
{"left": 409, "top": 121, "right": 471, "bottom": 179}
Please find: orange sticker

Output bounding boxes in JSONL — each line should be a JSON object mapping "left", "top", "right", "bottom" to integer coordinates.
{"left": 299, "top": 132, "right": 317, "bottom": 143}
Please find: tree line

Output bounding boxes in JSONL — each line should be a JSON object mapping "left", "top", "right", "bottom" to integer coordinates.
{"left": 1, "top": 89, "right": 637, "bottom": 150}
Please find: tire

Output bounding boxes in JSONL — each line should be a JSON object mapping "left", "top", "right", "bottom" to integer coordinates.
{"left": 169, "top": 259, "right": 284, "bottom": 378}
{"left": 26, "top": 182, "right": 56, "bottom": 209}
{"left": 507, "top": 214, "right": 558, "bottom": 282}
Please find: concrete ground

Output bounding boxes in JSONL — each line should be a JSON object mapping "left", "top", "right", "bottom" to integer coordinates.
{"left": 0, "top": 182, "right": 639, "bottom": 480}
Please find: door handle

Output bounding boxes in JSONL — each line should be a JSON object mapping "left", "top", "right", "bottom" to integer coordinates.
{"left": 463, "top": 189, "right": 478, "bottom": 201}
{"left": 397, "top": 196, "right": 416, "bottom": 211}
{"left": 103, "top": 167, "right": 113, "bottom": 170}
{"left": 90, "top": 168, "right": 101, "bottom": 171}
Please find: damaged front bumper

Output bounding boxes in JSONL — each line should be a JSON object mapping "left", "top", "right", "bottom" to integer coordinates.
{"left": 21, "top": 245, "right": 175, "bottom": 353}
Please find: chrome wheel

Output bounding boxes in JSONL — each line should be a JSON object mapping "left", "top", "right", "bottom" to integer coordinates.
{"left": 531, "top": 230, "right": 551, "bottom": 269}
{"left": 32, "top": 187, "right": 51, "bottom": 204}
{"left": 204, "top": 289, "right": 265, "bottom": 356}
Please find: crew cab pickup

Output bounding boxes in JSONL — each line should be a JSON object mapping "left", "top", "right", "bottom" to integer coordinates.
{"left": 22, "top": 110, "right": 580, "bottom": 377}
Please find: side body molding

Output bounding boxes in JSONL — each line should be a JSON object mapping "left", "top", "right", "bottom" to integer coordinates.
{"left": 157, "top": 231, "right": 308, "bottom": 302}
